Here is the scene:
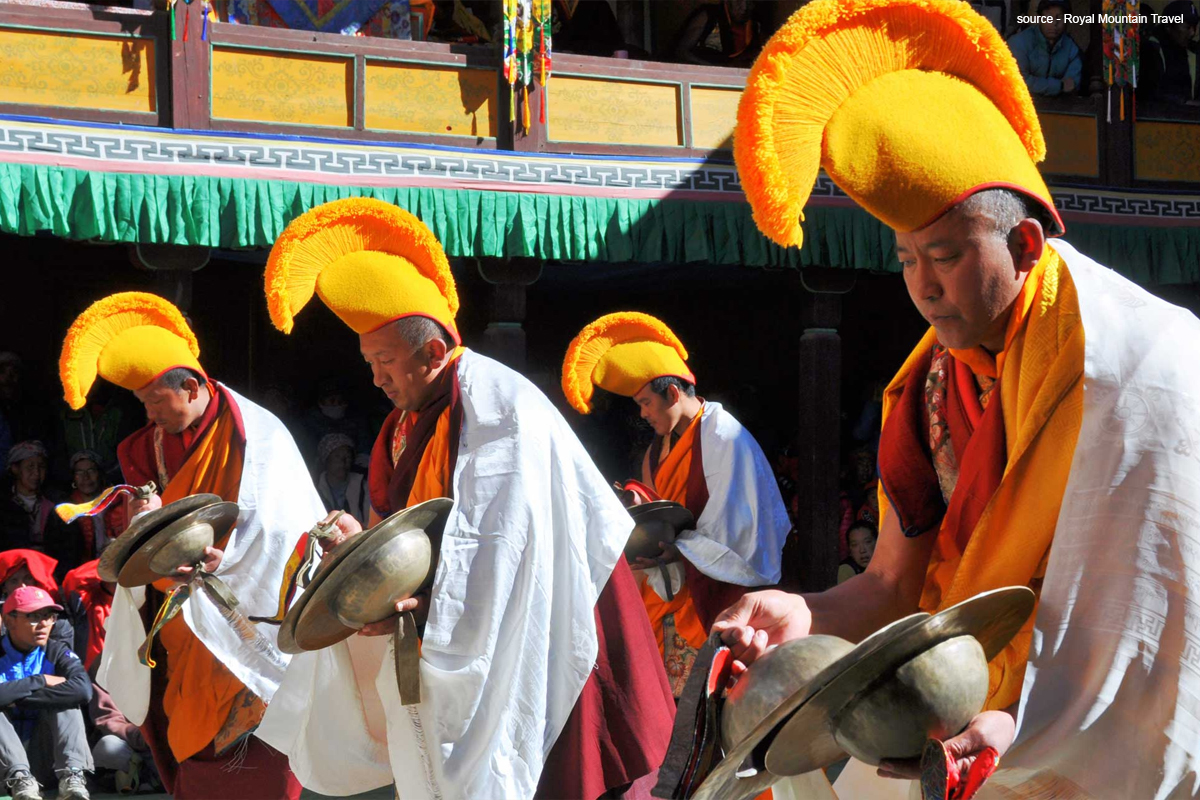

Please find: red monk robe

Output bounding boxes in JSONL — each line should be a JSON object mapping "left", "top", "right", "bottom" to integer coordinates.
{"left": 118, "top": 383, "right": 300, "bottom": 800}
{"left": 367, "top": 358, "right": 675, "bottom": 800}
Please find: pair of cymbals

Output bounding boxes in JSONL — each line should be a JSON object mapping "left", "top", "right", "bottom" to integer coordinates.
{"left": 278, "top": 498, "right": 452, "bottom": 655}
{"left": 692, "top": 586, "right": 1036, "bottom": 800}
{"left": 625, "top": 501, "right": 694, "bottom": 560}
{"left": 97, "top": 494, "right": 238, "bottom": 588}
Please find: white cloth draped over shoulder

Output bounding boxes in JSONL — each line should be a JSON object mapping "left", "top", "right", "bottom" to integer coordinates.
{"left": 823, "top": 240, "right": 1200, "bottom": 799}
{"left": 256, "top": 351, "right": 634, "bottom": 800}
{"left": 648, "top": 402, "right": 791, "bottom": 599}
{"left": 97, "top": 388, "right": 327, "bottom": 726}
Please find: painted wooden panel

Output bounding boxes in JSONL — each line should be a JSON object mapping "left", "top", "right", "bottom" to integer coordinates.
{"left": 365, "top": 61, "right": 496, "bottom": 138}
{"left": 212, "top": 48, "right": 351, "bottom": 127}
{"left": 1040, "top": 113, "right": 1099, "bottom": 177}
{"left": 548, "top": 75, "right": 682, "bottom": 147}
{"left": 0, "top": 27, "right": 156, "bottom": 112}
{"left": 1135, "top": 120, "right": 1200, "bottom": 182}
{"left": 690, "top": 85, "right": 741, "bottom": 150}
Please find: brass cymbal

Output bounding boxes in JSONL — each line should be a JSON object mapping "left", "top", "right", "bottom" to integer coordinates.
{"left": 117, "top": 501, "right": 239, "bottom": 588}
{"left": 98, "top": 494, "right": 222, "bottom": 583}
{"left": 282, "top": 498, "right": 453, "bottom": 654}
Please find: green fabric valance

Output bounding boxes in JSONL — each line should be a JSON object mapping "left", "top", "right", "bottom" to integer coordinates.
{"left": 2, "top": 162, "right": 1197, "bottom": 285}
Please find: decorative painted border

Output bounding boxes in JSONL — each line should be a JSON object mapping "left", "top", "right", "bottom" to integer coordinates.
{"left": 2, "top": 114, "right": 1198, "bottom": 225}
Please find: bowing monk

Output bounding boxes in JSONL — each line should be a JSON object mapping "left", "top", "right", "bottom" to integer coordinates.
{"left": 562, "top": 312, "right": 790, "bottom": 696}
{"left": 256, "top": 198, "right": 674, "bottom": 800}
{"left": 58, "top": 292, "right": 325, "bottom": 800}
{"left": 713, "top": 0, "right": 1200, "bottom": 797}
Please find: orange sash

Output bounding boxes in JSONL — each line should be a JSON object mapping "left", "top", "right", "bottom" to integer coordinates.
{"left": 880, "top": 249, "right": 1084, "bottom": 709}
{"left": 150, "top": 401, "right": 252, "bottom": 763}
{"left": 639, "top": 411, "right": 707, "bottom": 655}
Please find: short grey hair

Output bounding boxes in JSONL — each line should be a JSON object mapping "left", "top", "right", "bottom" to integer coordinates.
{"left": 157, "top": 367, "right": 203, "bottom": 392}
{"left": 955, "top": 188, "right": 1054, "bottom": 239}
{"left": 392, "top": 317, "right": 453, "bottom": 350}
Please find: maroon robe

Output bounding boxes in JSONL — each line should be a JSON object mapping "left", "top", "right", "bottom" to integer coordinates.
{"left": 368, "top": 367, "right": 676, "bottom": 800}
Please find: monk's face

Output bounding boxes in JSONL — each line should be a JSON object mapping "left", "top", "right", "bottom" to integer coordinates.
{"left": 134, "top": 376, "right": 206, "bottom": 434}
{"left": 895, "top": 206, "right": 1032, "bottom": 352}
{"left": 360, "top": 323, "right": 445, "bottom": 412}
{"left": 633, "top": 383, "right": 681, "bottom": 437}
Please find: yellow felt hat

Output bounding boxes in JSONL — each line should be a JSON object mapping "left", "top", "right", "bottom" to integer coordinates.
{"left": 562, "top": 312, "right": 695, "bottom": 414}
{"left": 59, "top": 292, "right": 204, "bottom": 410}
{"left": 734, "top": 0, "right": 1065, "bottom": 249}
{"left": 265, "top": 198, "right": 460, "bottom": 343}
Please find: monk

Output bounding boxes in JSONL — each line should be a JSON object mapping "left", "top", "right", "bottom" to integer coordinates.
{"left": 562, "top": 312, "right": 790, "bottom": 696}
{"left": 59, "top": 292, "right": 325, "bottom": 800}
{"left": 256, "top": 198, "right": 675, "bottom": 800}
{"left": 713, "top": 0, "right": 1200, "bottom": 797}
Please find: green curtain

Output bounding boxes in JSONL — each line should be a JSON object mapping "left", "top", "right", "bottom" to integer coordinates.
{"left": 2, "top": 161, "right": 1197, "bottom": 284}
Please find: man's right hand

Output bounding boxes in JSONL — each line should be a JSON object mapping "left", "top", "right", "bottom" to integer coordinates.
{"left": 316, "top": 510, "right": 363, "bottom": 554}
{"left": 711, "top": 590, "right": 813, "bottom": 672}
{"left": 1062, "top": 77, "right": 1077, "bottom": 93}
{"left": 42, "top": 675, "right": 66, "bottom": 687}
{"left": 127, "top": 492, "right": 162, "bottom": 519}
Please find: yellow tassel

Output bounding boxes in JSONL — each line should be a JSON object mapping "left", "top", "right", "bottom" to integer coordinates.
{"left": 561, "top": 312, "right": 689, "bottom": 414}
{"left": 734, "top": 0, "right": 1046, "bottom": 248}
{"left": 265, "top": 198, "right": 458, "bottom": 334}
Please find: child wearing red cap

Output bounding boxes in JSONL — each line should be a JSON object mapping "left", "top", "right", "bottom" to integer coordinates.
{"left": 0, "top": 586, "right": 91, "bottom": 800}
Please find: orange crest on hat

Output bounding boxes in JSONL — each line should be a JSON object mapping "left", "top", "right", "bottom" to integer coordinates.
{"left": 734, "top": 0, "right": 1063, "bottom": 248}
{"left": 265, "top": 198, "right": 460, "bottom": 342}
{"left": 562, "top": 312, "right": 694, "bottom": 414}
{"left": 59, "top": 292, "right": 203, "bottom": 410}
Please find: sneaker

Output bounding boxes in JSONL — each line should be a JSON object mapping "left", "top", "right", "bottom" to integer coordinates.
{"left": 114, "top": 752, "right": 140, "bottom": 794}
{"left": 6, "top": 771, "right": 41, "bottom": 800}
{"left": 54, "top": 768, "right": 88, "bottom": 800}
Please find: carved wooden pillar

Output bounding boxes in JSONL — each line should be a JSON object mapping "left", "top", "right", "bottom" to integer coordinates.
{"left": 476, "top": 257, "right": 542, "bottom": 372}
{"left": 794, "top": 268, "right": 854, "bottom": 593}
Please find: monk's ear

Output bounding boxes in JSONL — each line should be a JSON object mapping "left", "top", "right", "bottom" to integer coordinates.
{"left": 424, "top": 337, "right": 450, "bottom": 370}
{"left": 1009, "top": 218, "right": 1045, "bottom": 275}
{"left": 182, "top": 377, "right": 201, "bottom": 401}
{"left": 666, "top": 383, "right": 681, "bottom": 406}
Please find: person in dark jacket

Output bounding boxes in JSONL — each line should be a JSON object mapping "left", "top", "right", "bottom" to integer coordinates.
{"left": 1007, "top": 0, "right": 1083, "bottom": 95}
{"left": 0, "top": 586, "right": 92, "bottom": 800}
{"left": 1144, "top": 0, "right": 1200, "bottom": 103}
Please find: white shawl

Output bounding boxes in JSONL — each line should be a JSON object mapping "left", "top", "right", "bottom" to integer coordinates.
{"left": 256, "top": 350, "right": 633, "bottom": 800}
{"left": 827, "top": 240, "right": 1200, "bottom": 799}
{"left": 649, "top": 401, "right": 791, "bottom": 599}
{"left": 97, "top": 387, "right": 327, "bottom": 725}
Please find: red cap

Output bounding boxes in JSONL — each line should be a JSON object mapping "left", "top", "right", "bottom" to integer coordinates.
{"left": 3, "top": 585, "right": 64, "bottom": 615}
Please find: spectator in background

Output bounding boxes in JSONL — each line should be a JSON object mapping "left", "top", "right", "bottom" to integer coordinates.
{"left": 87, "top": 668, "right": 158, "bottom": 796}
{"left": 0, "top": 586, "right": 92, "bottom": 800}
{"left": 553, "top": 0, "right": 629, "bottom": 57}
{"left": 671, "top": 0, "right": 763, "bottom": 67}
{"left": 837, "top": 519, "right": 878, "bottom": 584}
{"left": 0, "top": 355, "right": 51, "bottom": 461}
{"left": 1009, "top": 0, "right": 1082, "bottom": 96}
{"left": 0, "top": 443, "right": 81, "bottom": 579}
{"left": 57, "top": 382, "right": 125, "bottom": 486}
{"left": 301, "top": 378, "right": 373, "bottom": 472}
{"left": 314, "top": 433, "right": 370, "bottom": 526}
{"left": 1143, "top": 0, "right": 1200, "bottom": 103}
{"left": 60, "top": 562, "right": 111, "bottom": 673}
{"left": 0, "top": 551, "right": 86, "bottom": 659}
{"left": 64, "top": 451, "right": 126, "bottom": 561}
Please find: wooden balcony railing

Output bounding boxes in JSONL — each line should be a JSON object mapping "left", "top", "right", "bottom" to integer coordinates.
{"left": 1, "top": 1, "right": 1197, "bottom": 192}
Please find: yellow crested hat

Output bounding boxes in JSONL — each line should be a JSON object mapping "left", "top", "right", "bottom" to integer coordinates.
{"left": 562, "top": 312, "right": 695, "bottom": 414}
{"left": 265, "top": 198, "right": 460, "bottom": 342}
{"left": 734, "top": 0, "right": 1065, "bottom": 248}
{"left": 59, "top": 292, "right": 204, "bottom": 410}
